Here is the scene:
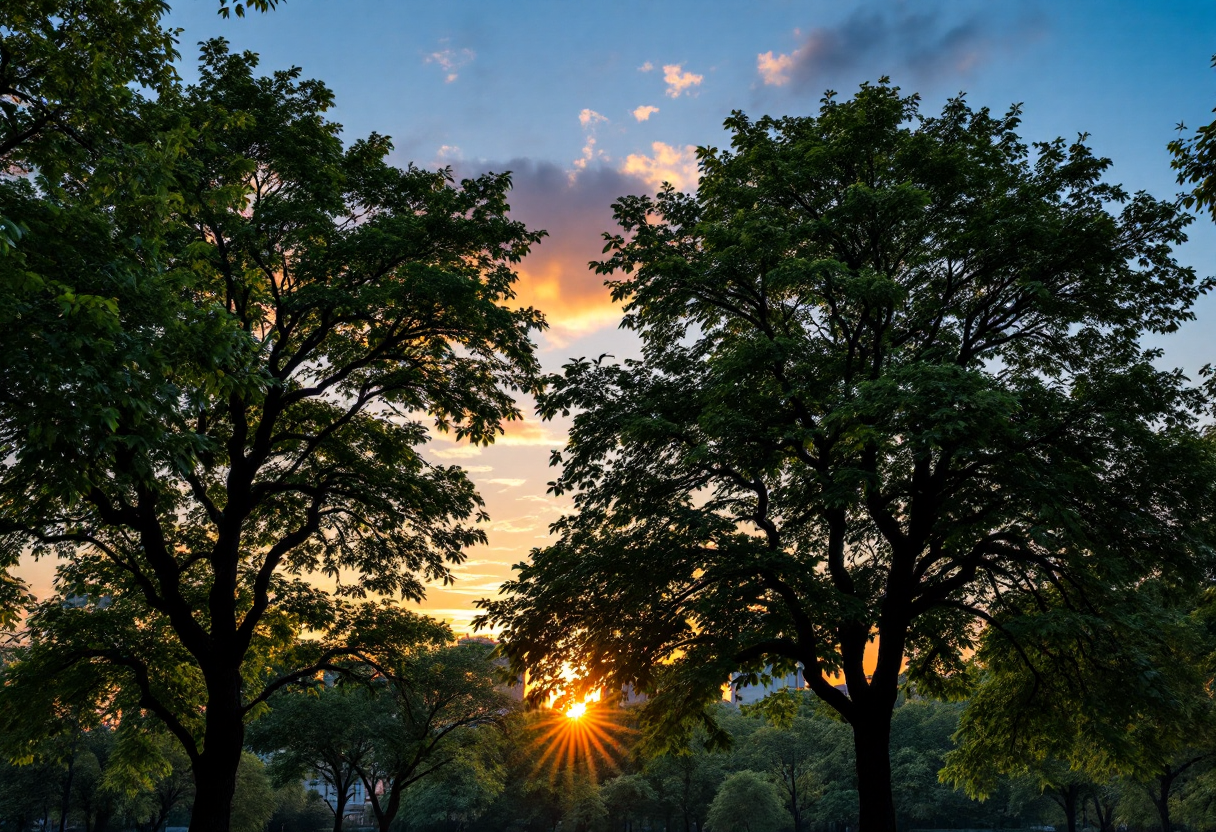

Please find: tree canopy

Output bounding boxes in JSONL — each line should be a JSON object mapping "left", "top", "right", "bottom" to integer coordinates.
{"left": 479, "top": 81, "right": 1216, "bottom": 832}
{"left": 0, "top": 37, "right": 545, "bottom": 832}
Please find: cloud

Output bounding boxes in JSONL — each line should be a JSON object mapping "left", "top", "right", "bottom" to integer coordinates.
{"left": 638, "top": 61, "right": 654, "bottom": 72}
{"left": 487, "top": 478, "right": 526, "bottom": 488}
{"left": 485, "top": 516, "right": 540, "bottom": 533}
{"left": 430, "top": 444, "right": 483, "bottom": 460}
{"left": 497, "top": 419, "right": 561, "bottom": 447}
{"left": 757, "top": 51, "right": 796, "bottom": 86}
{"left": 453, "top": 158, "right": 652, "bottom": 339}
{"left": 425, "top": 42, "right": 475, "bottom": 83}
{"left": 621, "top": 142, "right": 700, "bottom": 192}
{"left": 662, "top": 64, "right": 703, "bottom": 98}
{"left": 579, "top": 108, "right": 608, "bottom": 127}
{"left": 574, "top": 109, "right": 610, "bottom": 172}
{"left": 755, "top": 3, "right": 1043, "bottom": 91}
{"left": 463, "top": 465, "right": 494, "bottom": 473}
{"left": 632, "top": 105, "right": 660, "bottom": 122}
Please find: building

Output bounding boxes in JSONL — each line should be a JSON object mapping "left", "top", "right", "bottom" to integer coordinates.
{"left": 726, "top": 664, "right": 806, "bottom": 705}
{"left": 307, "top": 776, "right": 366, "bottom": 817}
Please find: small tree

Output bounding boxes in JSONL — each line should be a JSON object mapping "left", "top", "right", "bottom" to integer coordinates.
{"left": 353, "top": 641, "right": 510, "bottom": 832}
{"left": 741, "top": 721, "right": 817, "bottom": 832}
{"left": 247, "top": 684, "right": 376, "bottom": 832}
{"left": 705, "top": 771, "right": 790, "bottom": 832}
{"left": 601, "top": 774, "right": 659, "bottom": 832}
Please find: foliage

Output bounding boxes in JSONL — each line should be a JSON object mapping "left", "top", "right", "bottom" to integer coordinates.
{"left": 479, "top": 79, "right": 1216, "bottom": 830}
{"left": 396, "top": 727, "right": 509, "bottom": 832}
{"left": 705, "top": 770, "right": 790, "bottom": 832}
{"left": 230, "top": 752, "right": 274, "bottom": 832}
{"left": 944, "top": 587, "right": 1216, "bottom": 790}
{"left": 265, "top": 781, "right": 332, "bottom": 832}
{"left": 251, "top": 640, "right": 511, "bottom": 832}
{"left": 0, "top": 31, "right": 544, "bottom": 831}
{"left": 246, "top": 683, "right": 374, "bottom": 831}
{"left": 1170, "top": 54, "right": 1216, "bottom": 216}
{"left": 356, "top": 642, "right": 513, "bottom": 832}
{"left": 0, "top": 0, "right": 177, "bottom": 169}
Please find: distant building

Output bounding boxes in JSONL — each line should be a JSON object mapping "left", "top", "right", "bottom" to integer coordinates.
{"left": 726, "top": 665, "right": 806, "bottom": 705}
{"left": 306, "top": 777, "right": 365, "bottom": 817}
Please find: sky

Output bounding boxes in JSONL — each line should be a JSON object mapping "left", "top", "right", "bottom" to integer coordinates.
{"left": 19, "top": 0, "right": 1216, "bottom": 632}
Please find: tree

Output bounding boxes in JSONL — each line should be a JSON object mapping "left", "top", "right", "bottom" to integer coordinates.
{"left": 396, "top": 727, "right": 508, "bottom": 832}
{"left": 247, "top": 685, "right": 374, "bottom": 832}
{"left": 740, "top": 720, "right": 817, "bottom": 832}
{"left": 0, "top": 0, "right": 175, "bottom": 167}
{"left": 230, "top": 753, "right": 274, "bottom": 832}
{"left": 1170, "top": 54, "right": 1216, "bottom": 412}
{"left": 1169, "top": 54, "right": 1216, "bottom": 218}
{"left": 265, "top": 781, "right": 331, "bottom": 832}
{"left": 479, "top": 81, "right": 1216, "bottom": 832}
{"left": 600, "top": 774, "right": 658, "bottom": 832}
{"left": 352, "top": 641, "right": 511, "bottom": 832}
{"left": 0, "top": 40, "right": 544, "bottom": 832}
{"left": 643, "top": 730, "right": 725, "bottom": 832}
{"left": 944, "top": 585, "right": 1216, "bottom": 832}
{"left": 705, "top": 771, "right": 790, "bottom": 832}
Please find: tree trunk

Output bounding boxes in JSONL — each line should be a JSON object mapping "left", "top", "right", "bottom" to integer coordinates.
{"left": 1057, "top": 784, "right": 1079, "bottom": 832}
{"left": 1090, "top": 791, "right": 1116, "bottom": 832}
{"left": 1155, "top": 793, "right": 1172, "bottom": 832}
{"left": 188, "top": 670, "right": 246, "bottom": 832}
{"left": 851, "top": 711, "right": 897, "bottom": 832}
{"left": 331, "top": 790, "right": 348, "bottom": 832}
{"left": 59, "top": 750, "right": 75, "bottom": 832}
{"left": 1152, "top": 770, "right": 1176, "bottom": 832}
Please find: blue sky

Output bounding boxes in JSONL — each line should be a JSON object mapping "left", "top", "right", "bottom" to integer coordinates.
{"left": 51, "top": 0, "right": 1209, "bottom": 628}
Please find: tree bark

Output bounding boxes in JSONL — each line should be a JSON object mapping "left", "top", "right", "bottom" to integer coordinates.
{"left": 850, "top": 710, "right": 897, "bottom": 832}
{"left": 188, "top": 669, "right": 246, "bottom": 832}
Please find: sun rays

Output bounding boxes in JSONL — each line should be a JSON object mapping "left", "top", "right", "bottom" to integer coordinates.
{"left": 528, "top": 697, "right": 635, "bottom": 785}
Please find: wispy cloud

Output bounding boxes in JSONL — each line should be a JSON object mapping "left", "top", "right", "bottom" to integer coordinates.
{"left": 487, "top": 478, "right": 526, "bottom": 488}
{"left": 638, "top": 61, "right": 654, "bottom": 72}
{"left": 485, "top": 516, "right": 540, "bottom": 533}
{"left": 663, "top": 64, "right": 703, "bottom": 98}
{"left": 632, "top": 105, "right": 660, "bottom": 122}
{"left": 579, "top": 108, "right": 608, "bottom": 127}
{"left": 425, "top": 41, "right": 475, "bottom": 83}
{"left": 621, "top": 142, "right": 700, "bottom": 192}
{"left": 755, "top": 3, "right": 1044, "bottom": 91}
{"left": 497, "top": 419, "right": 561, "bottom": 447}
{"left": 574, "top": 109, "right": 610, "bottom": 172}
{"left": 430, "top": 444, "right": 483, "bottom": 460}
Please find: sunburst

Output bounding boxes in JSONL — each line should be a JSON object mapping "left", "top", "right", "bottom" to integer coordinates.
{"left": 529, "top": 697, "right": 635, "bottom": 785}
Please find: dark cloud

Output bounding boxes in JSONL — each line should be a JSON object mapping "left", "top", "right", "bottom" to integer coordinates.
{"left": 763, "top": 2, "right": 1045, "bottom": 92}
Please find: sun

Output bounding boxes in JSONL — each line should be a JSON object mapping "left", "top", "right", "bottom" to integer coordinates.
{"left": 528, "top": 696, "right": 635, "bottom": 786}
